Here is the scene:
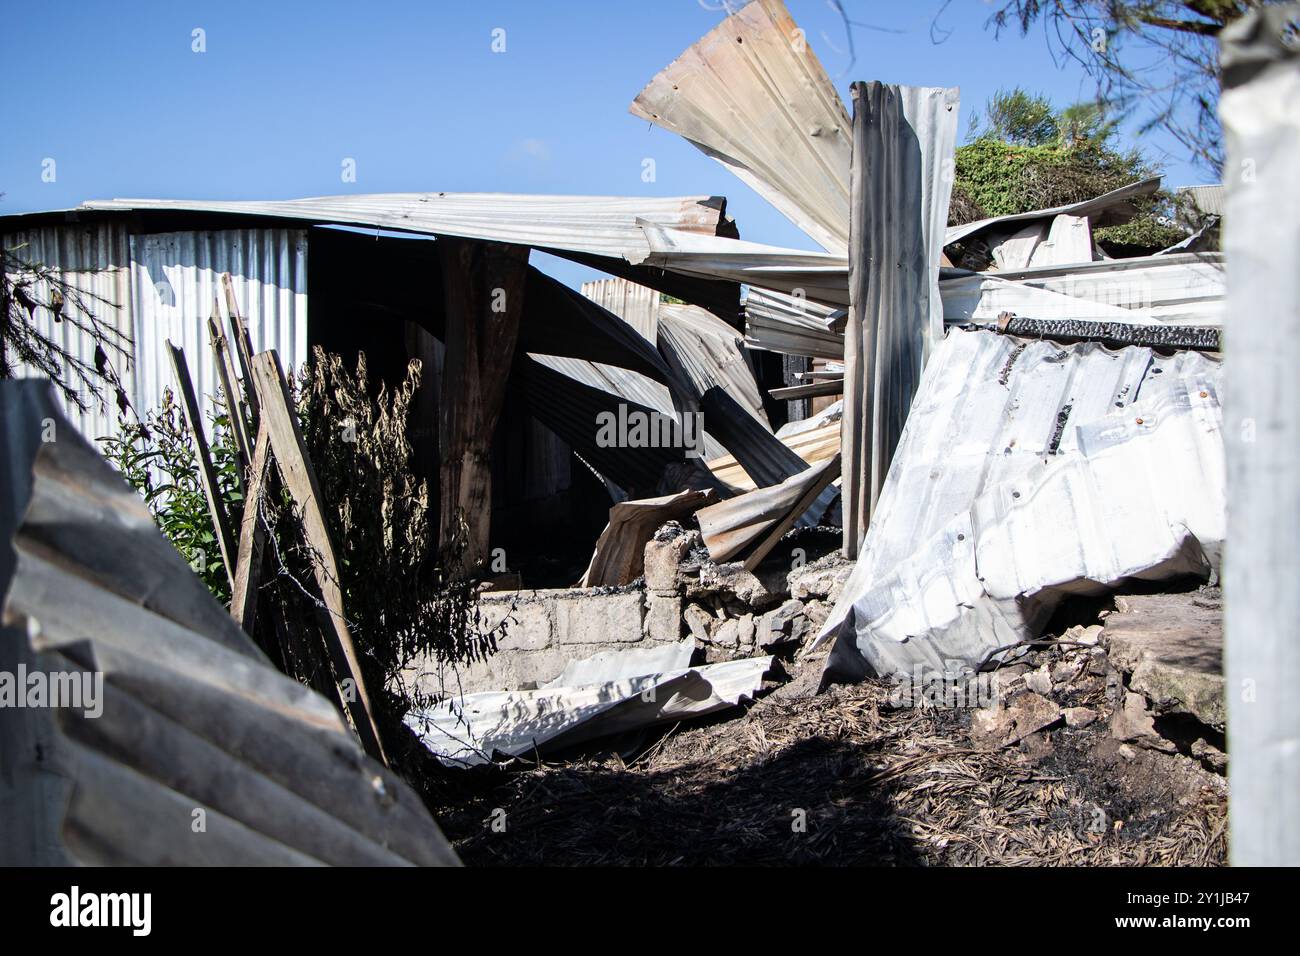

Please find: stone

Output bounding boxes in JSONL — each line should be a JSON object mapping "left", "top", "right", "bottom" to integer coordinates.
{"left": 758, "top": 598, "right": 807, "bottom": 649}
{"left": 787, "top": 558, "right": 854, "bottom": 602}
{"left": 1068, "top": 624, "right": 1104, "bottom": 646}
{"left": 1024, "top": 665, "right": 1053, "bottom": 696}
{"left": 683, "top": 603, "right": 713, "bottom": 643}
{"left": 1064, "top": 706, "right": 1099, "bottom": 728}
{"left": 1110, "top": 691, "right": 1177, "bottom": 753}
{"left": 693, "top": 562, "right": 788, "bottom": 610}
{"left": 1104, "top": 590, "right": 1224, "bottom": 730}
{"left": 713, "top": 618, "right": 741, "bottom": 648}
{"left": 970, "top": 692, "right": 1062, "bottom": 747}
{"left": 1051, "top": 659, "right": 1082, "bottom": 686}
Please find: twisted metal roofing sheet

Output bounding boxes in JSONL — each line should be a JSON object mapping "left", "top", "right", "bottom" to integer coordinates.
{"left": 80, "top": 193, "right": 730, "bottom": 262}
{"left": 630, "top": 0, "right": 852, "bottom": 253}
{"left": 816, "top": 328, "right": 1223, "bottom": 679}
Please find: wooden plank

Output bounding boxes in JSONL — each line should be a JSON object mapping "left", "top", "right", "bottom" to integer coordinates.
{"left": 249, "top": 349, "right": 387, "bottom": 765}
{"left": 207, "top": 311, "right": 253, "bottom": 481}
{"left": 222, "top": 273, "right": 261, "bottom": 428}
{"left": 229, "top": 425, "right": 271, "bottom": 634}
{"left": 743, "top": 453, "right": 841, "bottom": 572}
{"left": 166, "top": 341, "right": 237, "bottom": 591}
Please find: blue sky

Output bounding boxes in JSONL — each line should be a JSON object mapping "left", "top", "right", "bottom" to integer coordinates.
{"left": 0, "top": 0, "right": 1208, "bottom": 287}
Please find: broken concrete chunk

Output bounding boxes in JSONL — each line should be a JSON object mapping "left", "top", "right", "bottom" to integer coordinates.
{"left": 971, "top": 692, "right": 1062, "bottom": 748}
{"left": 1104, "top": 590, "right": 1225, "bottom": 730}
{"left": 1110, "top": 691, "right": 1178, "bottom": 753}
{"left": 1063, "top": 706, "right": 1099, "bottom": 728}
{"left": 788, "top": 557, "right": 854, "bottom": 603}
{"left": 1024, "top": 665, "right": 1054, "bottom": 696}
{"left": 758, "top": 598, "right": 808, "bottom": 649}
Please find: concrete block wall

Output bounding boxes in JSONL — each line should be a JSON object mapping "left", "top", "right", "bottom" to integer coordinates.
{"left": 435, "top": 586, "right": 684, "bottom": 693}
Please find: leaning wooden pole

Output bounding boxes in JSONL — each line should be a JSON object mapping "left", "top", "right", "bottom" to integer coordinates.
{"left": 1221, "top": 5, "right": 1300, "bottom": 866}
{"left": 167, "top": 341, "right": 238, "bottom": 590}
{"left": 250, "top": 349, "right": 388, "bottom": 765}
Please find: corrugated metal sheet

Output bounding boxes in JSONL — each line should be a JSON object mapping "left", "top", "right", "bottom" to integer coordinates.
{"left": 1220, "top": 4, "right": 1300, "bottom": 867}
{"left": 743, "top": 287, "right": 845, "bottom": 359}
{"left": 945, "top": 176, "right": 1161, "bottom": 247}
{"left": 631, "top": 224, "right": 850, "bottom": 305}
{"left": 985, "top": 252, "right": 1225, "bottom": 326}
{"left": 580, "top": 277, "right": 661, "bottom": 343}
{"left": 1180, "top": 184, "right": 1226, "bottom": 218}
{"left": 0, "top": 381, "right": 458, "bottom": 865}
{"left": 841, "top": 81, "right": 960, "bottom": 556}
{"left": 518, "top": 354, "right": 725, "bottom": 494}
{"left": 408, "top": 639, "right": 771, "bottom": 768}
{"left": 81, "top": 193, "right": 730, "bottom": 262}
{"left": 630, "top": 0, "right": 852, "bottom": 253}
{"left": 658, "top": 302, "right": 769, "bottom": 428}
{"left": 815, "top": 328, "right": 1223, "bottom": 680}
{"left": 130, "top": 229, "right": 308, "bottom": 429}
{"left": 1, "top": 223, "right": 134, "bottom": 441}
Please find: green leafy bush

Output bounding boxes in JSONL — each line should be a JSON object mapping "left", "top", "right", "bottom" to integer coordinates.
{"left": 100, "top": 388, "right": 242, "bottom": 605}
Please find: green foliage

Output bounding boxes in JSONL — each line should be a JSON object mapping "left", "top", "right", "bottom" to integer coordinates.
{"left": 952, "top": 90, "right": 1191, "bottom": 254}
{"left": 99, "top": 388, "right": 243, "bottom": 605}
{"left": 976, "top": 87, "right": 1059, "bottom": 146}
{"left": 297, "top": 347, "right": 504, "bottom": 720}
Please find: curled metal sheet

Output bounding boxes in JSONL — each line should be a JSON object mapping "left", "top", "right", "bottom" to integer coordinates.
{"left": 816, "top": 328, "right": 1224, "bottom": 680}
{"left": 630, "top": 0, "right": 852, "bottom": 253}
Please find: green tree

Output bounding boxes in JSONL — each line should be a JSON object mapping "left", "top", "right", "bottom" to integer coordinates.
{"left": 952, "top": 89, "right": 1189, "bottom": 255}
{"left": 985, "top": 1, "right": 1280, "bottom": 172}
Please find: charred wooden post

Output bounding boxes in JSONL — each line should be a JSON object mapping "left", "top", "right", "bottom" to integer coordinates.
{"left": 436, "top": 237, "right": 529, "bottom": 574}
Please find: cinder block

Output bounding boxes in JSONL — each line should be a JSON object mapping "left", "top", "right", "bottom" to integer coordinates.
{"left": 479, "top": 592, "right": 552, "bottom": 651}
{"left": 643, "top": 591, "right": 683, "bottom": 643}
{"left": 553, "top": 591, "right": 645, "bottom": 644}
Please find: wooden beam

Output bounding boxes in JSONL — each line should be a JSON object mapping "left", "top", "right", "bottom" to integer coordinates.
{"left": 229, "top": 426, "right": 271, "bottom": 634}
{"left": 221, "top": 273, "right": 261, "bottom": 429}
{"left": 207, "top": 311, "right": 253, "bottom": 481}
{"left": 249, "top": 349, "right": 387, "bottom": 765}
{"left": 436, "top": 238, "right": 529, "bottom": 573}
{"left": 167, "top": 341, "right": 237, "bottom": 591}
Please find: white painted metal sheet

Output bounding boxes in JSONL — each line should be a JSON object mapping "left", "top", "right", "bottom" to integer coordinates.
{"left": 130, "top": 229, "right": 308, "bottom": 436}
{"left": 815, "top": 328, "right": 1224, "bottom": 679}
{"left": 2, "top": 223, "right": 134, "bottom": 442}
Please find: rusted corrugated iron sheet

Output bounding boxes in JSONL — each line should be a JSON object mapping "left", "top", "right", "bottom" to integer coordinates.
{"left": 0, "top": 381, "right": 458, "bottom": 866}
{"left": 630, "top": 0, "right": 852, "bottom": 253}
